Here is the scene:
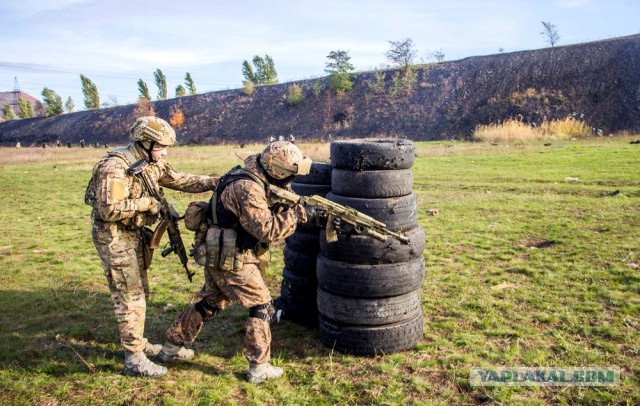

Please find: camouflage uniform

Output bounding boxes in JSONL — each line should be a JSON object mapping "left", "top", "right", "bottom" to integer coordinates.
{"left": 89, "top": 143, "right": 216, "bottom": 354}
{"left": 165, "top": 154, "right": 307, "bottom": 364}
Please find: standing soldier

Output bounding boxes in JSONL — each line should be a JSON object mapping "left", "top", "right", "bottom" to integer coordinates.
{"left": 158, "top": 141, "right": 321, "bottom": 384}
{"left": 85, "top": 116, "right": 217, "bottom": 378}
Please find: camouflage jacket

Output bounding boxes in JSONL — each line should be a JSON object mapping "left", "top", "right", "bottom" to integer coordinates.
{"left": 87, "top": 143, "right": 217, "bottom": 227}
{"left": 218, "top": 155, "right": 306, "bottom": 248}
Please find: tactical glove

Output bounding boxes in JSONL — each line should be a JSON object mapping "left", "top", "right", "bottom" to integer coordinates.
{"left": 304, "top": 205, "right": 328, "bottom": 227}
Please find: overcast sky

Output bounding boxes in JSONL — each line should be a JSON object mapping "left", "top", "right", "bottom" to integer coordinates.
{"left": 1, "top": 0, "right": 638, "bottom": 109}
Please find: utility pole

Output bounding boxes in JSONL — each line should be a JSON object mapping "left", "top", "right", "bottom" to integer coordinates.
{"left": 10, "top": 77, "right": 20, "bottom": 115}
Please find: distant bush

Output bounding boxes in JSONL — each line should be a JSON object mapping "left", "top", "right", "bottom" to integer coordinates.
{"left": 132, "top": 99, "right": 155, "bottom": 118}
{"left": 241, "top": 80, "right": 255, "bottom": 95}
{"left": 311, "top": 80, "right": 324, "bottom": 97}
{"left": 474, "top": 117, "right": 591, "bottom": 142}
{"left": 286, "top": 83, "right": 304, "bottom": 106}
{"left": 169, "top": 105, "right": 185, "bottom": 127}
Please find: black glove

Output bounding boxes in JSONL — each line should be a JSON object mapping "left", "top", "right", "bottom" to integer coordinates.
{"left": 332, "top": 216, "right": 355, "bottom": 235}
{"left": 304, "top": 205, "right": 327, "bottom": 226}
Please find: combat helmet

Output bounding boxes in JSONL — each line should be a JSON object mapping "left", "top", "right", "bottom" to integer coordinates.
{"left": 259, "top": 141, "right": 312, "bottom": 179}
{"left": 130, "top": 116, "right": 176, "bottom": 146}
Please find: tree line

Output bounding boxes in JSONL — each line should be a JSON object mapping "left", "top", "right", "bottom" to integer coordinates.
{"left": 2, "top": 22, "right": 560, "bottom": 121}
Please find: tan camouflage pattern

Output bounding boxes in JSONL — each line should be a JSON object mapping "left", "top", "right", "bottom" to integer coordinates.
{"left": 92, "top": 221, "right": 148, "bottom": 353}
{"left": 130, "top": 116, "right": 176, "bottom": 145}
{"left": 259, "top": 140, "right": 308, "bottom": 179}
{"left": 89, "top": 143, "right": 217, "bottom": 353}
{"left": 164, "top": 154, "right": 306, "bottom": 364}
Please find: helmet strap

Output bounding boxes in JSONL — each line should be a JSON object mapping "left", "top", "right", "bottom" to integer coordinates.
{"left": 136, "top": 141, "right": 156, "bottom": 163}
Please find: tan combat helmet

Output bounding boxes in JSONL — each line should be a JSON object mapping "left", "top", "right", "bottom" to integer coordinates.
{"left": 259, "top": 141, "right": 312, "bottom": 179}
{"left": 130, "top": 116, "right": 176, "bottom": 146}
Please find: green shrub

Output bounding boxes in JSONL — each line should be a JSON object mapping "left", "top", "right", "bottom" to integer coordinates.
{"left": 328, "top": 73, "right": 353, "bottom": 92}
{"left": 286, "top": 83, "right": 304, "bottom": 106}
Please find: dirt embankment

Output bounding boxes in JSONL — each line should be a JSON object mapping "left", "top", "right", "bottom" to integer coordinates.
{"left": 1, "top": 34, "right": 639, "bottom": 146}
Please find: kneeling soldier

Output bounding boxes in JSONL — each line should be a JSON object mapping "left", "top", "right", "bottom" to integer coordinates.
{"left": 159, "top": 141, "right": 321, "bottom": 383}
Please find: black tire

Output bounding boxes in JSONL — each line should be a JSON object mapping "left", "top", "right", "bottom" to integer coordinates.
{"left": 280, "top": 268, "right": 317, "bottom": 307}
{"left": 283, "top": 246, "right": 318, "bottom": 277}
{"left": 330, "top": 139, "right": 415, "bottom": 170}
{"left": 326, "top": 192, "right": 418, "bottom": 231}
{"left": 316, "top": 255, "right": 425, "bottom": 298}
{"left": 317, "top": 288, "right": 422, "bottom": 326}
{"left": 274, "top": 296, "right": 318, "bottom": 327}
{"left": 320, "top": 225, "right": 426, "bottom": 265}
{"left": 291, "top": 183, "right": 332, "bottom": 197}
{"left": 293, "top": 161, "right": 333, "bottom": 185}
{"left": 319, "top": 311, "right": 423, "bottom": 355}
{"left": 331, "top": 169, "right": 413, "bottom": 198}
{"left": 286, "top": 229, "right": 321, "bottom": 256}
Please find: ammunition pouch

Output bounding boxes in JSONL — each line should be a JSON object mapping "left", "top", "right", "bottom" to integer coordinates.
{"left": 219, "top": 229, "right": 238, "bottom": 271}
{"left": 204, "top": 227, "right": 222, "bottom": 269}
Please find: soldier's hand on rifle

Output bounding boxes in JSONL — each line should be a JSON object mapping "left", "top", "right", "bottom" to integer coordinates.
{"left": 303, "top": 205, "right": 328, "bottom": 227}
{"left": 137, "top": 196, "right": 160, "bottom": 215}
{"left": 332, "top": 216, "right": 355, "bottom": 235}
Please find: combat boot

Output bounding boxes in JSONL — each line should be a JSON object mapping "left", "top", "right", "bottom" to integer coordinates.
{"left": 157, "top": 340, "right": 195, "bottom": 363}
{"left": 123, "top": 351, "right": 167, "bottom": 378}
{"left": 247, "top": 362, "right": 284, "bottom": 384}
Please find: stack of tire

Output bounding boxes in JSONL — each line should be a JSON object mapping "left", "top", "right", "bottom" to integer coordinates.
{"left": 277, "top": 161, "right": 333, "bottom": 326}
{"left": 317, "top": 139, "right": 426, "bottom": 355}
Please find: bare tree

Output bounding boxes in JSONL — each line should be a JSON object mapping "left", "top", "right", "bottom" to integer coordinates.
{"left": 540, "top": 21, "right": 560, "bottom": 47}
{"left": 385, "top": 38, "right": 417, "bottom": 68}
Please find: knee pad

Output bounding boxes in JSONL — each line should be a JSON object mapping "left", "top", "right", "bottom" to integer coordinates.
{"left": 249, "top": 301, "right": 282, "bottom": 324}
{"left": 194, "top": 299, "right": 220, "bottom": 321}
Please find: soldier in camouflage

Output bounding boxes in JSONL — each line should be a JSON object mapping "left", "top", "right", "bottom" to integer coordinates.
{"left": 159, "top": 141, "right": 320, "bottom": 384}
{"left": 86, "top": 116, "right": 217, "bottom": 378}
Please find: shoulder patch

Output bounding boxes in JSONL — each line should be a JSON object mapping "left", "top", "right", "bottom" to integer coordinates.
{"left": 109, "top": 180, "right": 126, "bottom": 200}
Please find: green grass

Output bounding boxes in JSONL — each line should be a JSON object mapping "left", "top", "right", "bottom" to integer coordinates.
{"left": 0, "top": 137, "right": 638, "bottom": 404}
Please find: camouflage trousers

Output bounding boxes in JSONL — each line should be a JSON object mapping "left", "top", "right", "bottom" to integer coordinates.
{"left": 165, "top": 257, "right": 273, "bottom": 364}
{"left": 92, "top": 221, "right": 150, "bottom": 353}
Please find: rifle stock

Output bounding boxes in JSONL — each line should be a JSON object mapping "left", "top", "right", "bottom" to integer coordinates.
{"left": 269, "top": 185, "right": 410, "bottom": 244}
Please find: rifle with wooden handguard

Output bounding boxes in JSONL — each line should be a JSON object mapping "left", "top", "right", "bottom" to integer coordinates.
{"left": 268, "top": 185, "right": 410, "bottom": 244}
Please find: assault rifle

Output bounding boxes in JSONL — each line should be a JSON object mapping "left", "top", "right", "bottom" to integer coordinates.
{"left": 269, "top": 185, "right": 410, "bottom": 244}
{"left": 128, "top": 160, "right": 195, "bottom": 282}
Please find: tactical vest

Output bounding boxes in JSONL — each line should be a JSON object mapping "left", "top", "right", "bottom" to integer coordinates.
{"left": 209, "top": 166, "right": 269, "bottom": 252}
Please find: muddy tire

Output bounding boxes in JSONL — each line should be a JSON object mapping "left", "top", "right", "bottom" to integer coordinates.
{"left": 319, "top": 311, "right": 423, "bottom": 355}
{"left": 331, "top": 169, "right": 413, "bottom": 198}
{"left": 316, "top": 255, "right": 425, "bottom": 298}
{"left": 326, "top": 192, "right": 418, "bottom": 231}
{"left": 274, "top": 295, "right": 318, "bottom": 327}
{"left": 292, "top": 161, "right": 333, "bottom": 185}
{"left": 320, "top": 225, "right": 425, "bottom": 265}
{"left": 317, "top": 288, "right": 422, "bottom": 326}
{"left": 330, "top": 139, "right": 415, "bottom": 170}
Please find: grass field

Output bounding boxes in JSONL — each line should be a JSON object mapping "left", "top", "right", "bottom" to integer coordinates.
{"left": 0, "top": 137, "right": 638, "bottom": 405}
